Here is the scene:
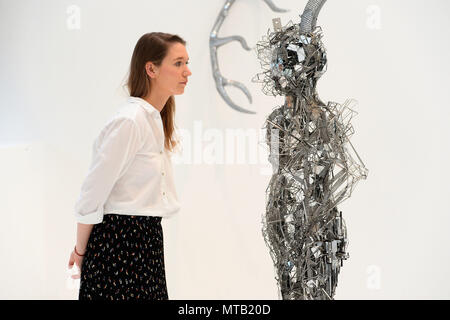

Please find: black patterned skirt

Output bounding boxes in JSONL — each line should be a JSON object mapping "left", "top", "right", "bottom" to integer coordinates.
{"left": 78, "top": 213, "right": 168, "bottom": 300}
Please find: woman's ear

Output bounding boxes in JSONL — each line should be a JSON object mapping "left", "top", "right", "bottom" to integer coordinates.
{"left": 145, "top": 62, "right": 158, "bottom": 78}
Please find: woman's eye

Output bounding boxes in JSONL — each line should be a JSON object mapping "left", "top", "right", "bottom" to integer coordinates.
{"left": 175, "top": 61, "right": 189, "bottom": 66}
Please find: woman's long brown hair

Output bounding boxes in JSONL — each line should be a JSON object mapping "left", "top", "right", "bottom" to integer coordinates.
{"left": 127, "top": 32, "right": 186, "bottom": 152}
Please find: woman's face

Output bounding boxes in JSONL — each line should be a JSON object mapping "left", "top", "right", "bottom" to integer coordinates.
{"left": 151, "top": 42, "right": 192, "bottom": 96}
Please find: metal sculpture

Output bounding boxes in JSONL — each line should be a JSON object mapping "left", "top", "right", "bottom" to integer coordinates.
{"left": 253, "top": 0, "right": 368, "bottom": 299}
{"left": 209, "top": 0, "right": 288, "bottom": 114}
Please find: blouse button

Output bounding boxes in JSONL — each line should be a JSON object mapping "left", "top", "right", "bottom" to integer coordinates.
{"left": 162, "top": 172, "right": 165, "bottom": 176}
{"left": 160, "top": 150, "right": 163, "bottom": 154}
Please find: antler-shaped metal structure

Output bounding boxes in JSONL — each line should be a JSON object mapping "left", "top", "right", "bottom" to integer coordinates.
{"left": 253, "top": 0, "right": 369, "bottom": 300}
{"left": 209, "top": 0, "right": 288, "bottom": 114}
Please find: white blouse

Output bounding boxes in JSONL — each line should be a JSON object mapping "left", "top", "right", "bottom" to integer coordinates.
{"left": 74, "top": 96, "right": 180, "bottom": 224}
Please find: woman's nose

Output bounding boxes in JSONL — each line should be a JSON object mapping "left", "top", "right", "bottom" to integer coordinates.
{"left": 184, "top": 66, "right": 192, "bottom": 77}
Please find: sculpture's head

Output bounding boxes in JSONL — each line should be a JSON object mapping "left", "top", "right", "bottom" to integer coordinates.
{"left": 253, "top": 0, "right": 328, "bottom": 97}
{"left": 254, "top": 22, "right": 327, "bottom": 96}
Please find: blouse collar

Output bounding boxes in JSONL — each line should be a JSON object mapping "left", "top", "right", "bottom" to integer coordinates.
{"left": 128, "top": 96, "right": 160, "bottom": 118}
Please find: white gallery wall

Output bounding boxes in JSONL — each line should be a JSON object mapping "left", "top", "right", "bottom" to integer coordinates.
{"left": 1, "top": 0, "right": 449, "bottom": 299}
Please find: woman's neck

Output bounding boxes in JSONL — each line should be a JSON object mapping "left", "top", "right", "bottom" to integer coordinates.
{"left": 142, "top": 88, "right": 170, "bottom": 112}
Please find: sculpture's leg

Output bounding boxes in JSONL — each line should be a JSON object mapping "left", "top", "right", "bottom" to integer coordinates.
{"left": 312, "top": 207, "right": 348, "bottom": 299}
{"left": 263, "top": 213, "right": 291, "bottom": 299}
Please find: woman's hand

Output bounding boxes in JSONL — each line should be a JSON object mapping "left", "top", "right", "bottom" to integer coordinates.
{"left": 68, "top": 248, "right": 85, "bottom": 279}
{"left": 69, "top": 223, "right": 94, "bottom": 279}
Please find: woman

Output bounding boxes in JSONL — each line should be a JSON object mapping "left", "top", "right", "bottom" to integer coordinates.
{"left": 67, "top": 32, "right": 192, "bottom": 300}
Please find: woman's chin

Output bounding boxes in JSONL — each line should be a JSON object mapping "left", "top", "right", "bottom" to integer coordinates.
{"left": 173, "top": 88, "right": 185, "bottom": 95}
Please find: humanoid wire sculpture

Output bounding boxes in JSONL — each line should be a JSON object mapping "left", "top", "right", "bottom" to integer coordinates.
{"left": 252, "top": 0, "right": 368, "bottom": 299}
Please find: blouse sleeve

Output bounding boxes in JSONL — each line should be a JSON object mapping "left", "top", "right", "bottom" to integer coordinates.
{"left": 74, "top": 118, "right": 142, "bottom": 224}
